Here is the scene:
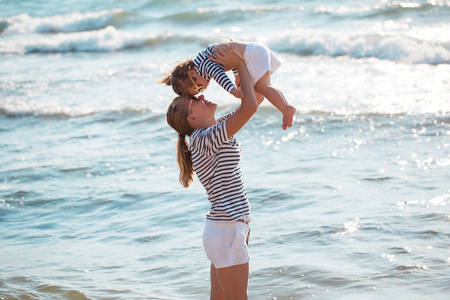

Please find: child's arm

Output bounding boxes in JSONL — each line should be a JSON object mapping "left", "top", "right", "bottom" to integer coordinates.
{"left": 203, "top": 59, "right": 241, "bottom": 98}
{"left": 231, "top": 71, "right": 244, "bottom": 99}
{"left": 231, "top": 87, "right": 245, "bottom": 99}
{"left": 234, "top": 70, "right": 241, "bottom": 89}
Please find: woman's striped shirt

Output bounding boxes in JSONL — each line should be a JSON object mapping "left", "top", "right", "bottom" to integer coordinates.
{"left": 188, "top": 112, "right": 250, "bottom": 221}
{"left": 193, "top": 44, "right": 236, "bottom": 94}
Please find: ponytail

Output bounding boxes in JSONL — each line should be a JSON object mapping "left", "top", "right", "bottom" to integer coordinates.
{"left": 159, "top": 59, "right": 195, "bottom": 96}
{"left": 176, "top": 134, "right": 194, "bottom": 188}
{"left": 166, "top": 96, "right": 195, "bottom": 188}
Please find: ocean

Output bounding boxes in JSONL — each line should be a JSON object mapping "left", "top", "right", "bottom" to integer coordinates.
{"left": 1, "top": 0, "right": 449, "bottom": 299}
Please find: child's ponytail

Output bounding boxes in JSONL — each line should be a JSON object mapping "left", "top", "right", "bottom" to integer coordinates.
{"left": 159, "top": 60, "right": 195, "bottom": 96}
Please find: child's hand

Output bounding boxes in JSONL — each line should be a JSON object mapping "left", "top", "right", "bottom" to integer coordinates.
{"left": 231, "top": 88, "right": 245, "bottom": 99}
{"left": 234, "top": 75, "right": 241, "bottom": 89}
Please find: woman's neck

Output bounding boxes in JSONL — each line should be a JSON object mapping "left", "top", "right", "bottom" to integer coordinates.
{"left": 192, "top": 116, "right": 217, "bottom": 130}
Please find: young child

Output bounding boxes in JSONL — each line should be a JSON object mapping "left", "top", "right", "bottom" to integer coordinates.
{"left": 161, "top": 41, "right": 296, "bottom": 130}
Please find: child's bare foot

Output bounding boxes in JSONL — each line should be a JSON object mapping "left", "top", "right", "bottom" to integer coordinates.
{"left": 282, "top": 105, "right": 296, "bottom": 130}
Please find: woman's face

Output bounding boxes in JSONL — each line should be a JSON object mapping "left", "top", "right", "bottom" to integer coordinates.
{"left": 187, "top": 94, "right": 217, "bottom": 121}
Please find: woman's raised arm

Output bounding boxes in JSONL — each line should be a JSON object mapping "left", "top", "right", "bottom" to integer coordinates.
{"left": 210, "top": 49, "right": 257, "bottom": 138}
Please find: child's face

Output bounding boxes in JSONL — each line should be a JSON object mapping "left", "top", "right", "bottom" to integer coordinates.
{"left": 187, "top": 70, "right": 210, "bottom": 95}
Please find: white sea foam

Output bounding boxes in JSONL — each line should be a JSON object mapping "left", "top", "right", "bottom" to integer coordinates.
{"left": 0, "top": 26, "right": 174, "bottom": 54}
{"left": 2, "top": 24, "right": 449, "bottom": 66}
{"left": 314, "top": 0, "right": 450, "bottom": 16}
{"left": 0, "top": 9, "right": 125, "bottom": 35}
{"left": 0, "top": 98, "right": 101, "bottom": 117}
{"left": 0, "top": 98, "right": 153, "bottom": 118}
{"left": 266, "top": 28, "right": 450, "bottom": 65}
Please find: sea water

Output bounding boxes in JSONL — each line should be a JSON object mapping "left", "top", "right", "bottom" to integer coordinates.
{"left": 1, "top": 0, "right": 449, "bottom": 299}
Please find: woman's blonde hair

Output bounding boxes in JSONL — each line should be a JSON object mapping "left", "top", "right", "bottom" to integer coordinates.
{"left": 166, "top": 96, "right": 195, "bottom": 188}
{"left": 159, "top": 59, "right": 195, "bottom": 96}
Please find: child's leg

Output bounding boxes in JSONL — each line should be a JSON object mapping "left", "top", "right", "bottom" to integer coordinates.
{"left": 255, "top": 92, "right": 264, "bottom": 106}
{"left": 254, "top": 72, "right": 296, "bottom": 130}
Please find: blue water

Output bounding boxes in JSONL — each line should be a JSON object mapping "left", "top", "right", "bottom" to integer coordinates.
{"left": 1, "top": 0, "right": 449, "bottom": 299}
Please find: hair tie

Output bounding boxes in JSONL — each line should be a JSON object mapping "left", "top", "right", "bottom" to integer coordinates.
{"left": 178, "top": 134, "right": 186, "bottom": 138}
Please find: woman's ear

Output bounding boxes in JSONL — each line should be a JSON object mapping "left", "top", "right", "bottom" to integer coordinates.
{"left": 187, "top": 115, "right": 200, "bottom": 129}
{"left": 187, "top": 115, "right": 196, "bottom": 123}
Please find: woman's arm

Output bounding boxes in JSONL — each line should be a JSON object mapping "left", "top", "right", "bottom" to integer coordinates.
{"left": 210, "top": 49, "right": 257, "bottom": 138}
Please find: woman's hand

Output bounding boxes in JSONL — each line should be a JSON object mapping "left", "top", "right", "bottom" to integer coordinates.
{"left": 213, "top": 43, "right": 231, "bottom": 59}
{"left": 210, "top": 43, "right": 241, "bottom": 71}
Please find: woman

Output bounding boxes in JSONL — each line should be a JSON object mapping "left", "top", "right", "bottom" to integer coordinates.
{"left": 166, "top": 47, "right": 259, "bottom": 299}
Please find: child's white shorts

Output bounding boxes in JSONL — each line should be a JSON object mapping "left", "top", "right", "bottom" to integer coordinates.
{"left": 203, "top": 216, "right": 251, "bottom": 269}
{"left": 244, "top": 42, "right": 281, "bottom": 87}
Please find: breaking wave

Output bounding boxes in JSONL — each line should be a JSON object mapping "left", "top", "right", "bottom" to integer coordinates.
{"left": 0, "top": 9, "right": 128, "bottom": 35}
{"left": 0, "top": 26, "right": 176, "bottom": 54}
{"left": 267, "top": 28, "right": 450, "bottom": 65}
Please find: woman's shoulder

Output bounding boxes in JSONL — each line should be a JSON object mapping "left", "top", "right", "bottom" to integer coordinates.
{"left": 191, "top": 120, "right": 225, "bottom": 139}
{"left": 218, "top": 110, "right": 237, "bottom": 122}
{"left": 189, "top": 120, "right": 229, "bottom": 154}
{"left": 192, "top": 111, "right": 234, "bottom": 141}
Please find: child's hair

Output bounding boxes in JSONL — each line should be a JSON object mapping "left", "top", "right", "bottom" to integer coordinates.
{"left": 160, "top": 59, "right": 195, "bottom": 96}
{"left": 166, "top": 95, "right": 195, "bottom": 188}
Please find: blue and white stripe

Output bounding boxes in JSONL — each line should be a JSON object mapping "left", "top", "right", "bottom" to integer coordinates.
{"left": 189, "top": 113, "right": 250, "bottom": 221}
{"left": 193, "top": 44, "right": 236, "bottom": 94}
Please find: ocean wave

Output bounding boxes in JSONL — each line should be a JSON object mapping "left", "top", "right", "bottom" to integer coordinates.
{"left": 161, "top": 4, "right": 304, "bottom": 23}
{"left": 0, "top": 9, "right": 128, "bottom": 35}
{"left": 360, "top": 0, "right": 450, "bottom": 19}
{"left": 314, "top": 1, "right": 450, "bottom": 18}
{"left": 0, "top": 99, "right": 157, "bottom": 119}
{"left": 2, "top": 98, "right": 448, "bottom": 120}
{"left": 0, "top": 26, "right": 176, "bottom": 54}
{"left": 159, "top": 1, "right": 450, "bottom": 24}
{"left": 3, "top": 25, "right": 449, "bottom": 65}
{"left": 268, "top": 28, "right": 450, "bottom": 65}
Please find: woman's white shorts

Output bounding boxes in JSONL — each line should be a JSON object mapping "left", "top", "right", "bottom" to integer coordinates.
{"left": 244, "top": 42, "right": 281, "bottom": 87}
{"left": 203, "top": 217, "right": 251, "bottom": 269}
